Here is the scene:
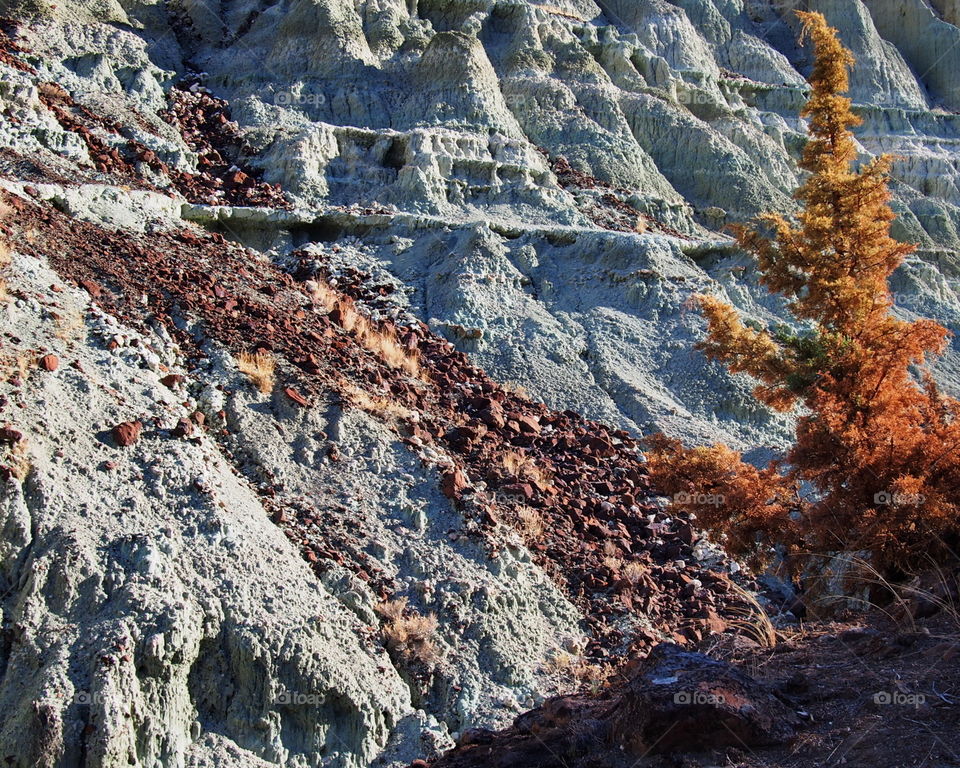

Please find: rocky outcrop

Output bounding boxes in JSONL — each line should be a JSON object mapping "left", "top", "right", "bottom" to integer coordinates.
{"left": 430, "top": 642, "right": 800, "bottom": 768}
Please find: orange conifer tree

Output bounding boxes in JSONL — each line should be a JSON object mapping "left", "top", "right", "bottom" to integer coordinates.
{"left": 647, "top": 12, "right": 960, "bottom": 571}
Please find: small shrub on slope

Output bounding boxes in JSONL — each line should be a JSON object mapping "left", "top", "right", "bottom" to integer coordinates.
{"left": 237, "top": 350, "right": 276, "bottom": 394}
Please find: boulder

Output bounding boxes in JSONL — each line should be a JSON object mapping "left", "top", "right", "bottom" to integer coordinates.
{"left": 429, "top": 643, "right": 799, "bottom": 768}
{"left": 111, "top": 420, "right": 142, "bottom": 447}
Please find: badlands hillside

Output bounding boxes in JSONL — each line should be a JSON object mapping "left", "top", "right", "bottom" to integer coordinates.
{"left": 0, "top": 1, "right": 959, "bottom": 767}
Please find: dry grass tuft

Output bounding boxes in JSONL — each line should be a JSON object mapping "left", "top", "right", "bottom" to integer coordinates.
{"left": 726, "top": 581, "right": 778, "bottom": 648}
{"left": 341, "top": 382, "right": 416, "bottom": 423}
{"left": 0, "top": 243, "right": 9, "bottom": 303}
{"left": 840, "top": 555, "right": 960, "bottom": 637}
{"left": 543, "top": 648, "right": 609, "bottom": 693}
{"left": 603, "top": 556, "right": 623, "bottom": 573}
{"left": 375, "top": 597, "right": 409, "bottom": 622}
{"left": 54, "top": 307, "right": 85, "bottom": 341}
{"left": 0, "top": 351, "right": 33, "bottom": 384}
{"left": 376, "top": 598, "right": 439, "bottom": 665}
{"left": 0, "top": 202, "right": 11, "bottom": 303}
{"left": 8, "top": 438, "right": 30, "bottom": 481}
{"left": 305, "top": 279, "right": 339, "bottom": 313}
{"left": 517, "top": 506, "right": 544, "bottom": 543}
{"left": 1, "top": 434, "right": 30, "bottom": 482}
{"left": 308, "top": 277, "right": 421, "bottom": 378}
{"left": 502, "top": 380, "right": 529, "bottom": 398}
{"left": 502, "top": 450, "right": 554, "bottom": 491}
{"left": 622, "top": 560, "right": 647, "bottom": 586}
{"left": 237, "top": 351, "right": 275, "bottom": 394}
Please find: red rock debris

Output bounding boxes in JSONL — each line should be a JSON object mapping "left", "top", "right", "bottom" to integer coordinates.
{"left": 27, "top": 68, "right": 287, "bottom": 208}
{"left": 111, "top": 420, "right": 142, "bottom": 447}
{"left": 284, "top": 386, "right": 309, "bottom": 406}
{"left": 0, "top": 425, "right": 23, "bottom": 445}
{"left": 0, "top": 18, "right": 35, "bottom": 74}
{"left": 6, "top": 190, "right": 744, "bottom": 658}
{"left": 159, "top": 81, "right": 290, "bottom": 208}
{"left": 542, "top": 151, "right": 690, "bottom": 238}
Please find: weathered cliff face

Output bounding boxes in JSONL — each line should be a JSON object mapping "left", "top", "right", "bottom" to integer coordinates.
{"left": 0, "top": 1, "right": 958, "bottom": 766}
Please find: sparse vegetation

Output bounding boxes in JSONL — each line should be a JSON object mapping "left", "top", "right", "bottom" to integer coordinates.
{"left": 647, "top": 12, "right": 960, "bottom": 575}
{"left": 542, "top": 647, "right": 609, "bottom": 693}
{"left": 304, "top": 278, "right": 338, "bottom": 313}
{"left": 839, "top": 555, "right": 960, "bottom": 637}
{"left": 0, "top": 244, "right": 9, "bottom": 303}
{"left": 725, "top": 582, "right": 778, "bottom": 648}
{"left": 501, "top": 380, "right": 529, "bottom": 398}
{"left": 341, "top": 381, "right": 416, "bottom": 422}
{"left": 622, "top": 560, "right": 646, "bottom": 586}
{"left": 502, "top": 450, "right": 554, "bottom": 491}
{"left": 0, "top": 202, "right": 11, "bottom": 303}
{"left": 0, "top": 350, "right": 33, "bottom": 384}
{"left": 307, "top": 277, "right": 421, "bottom": 378}
{"left": 236, "top": 350, "right": 275, "bottom": 394}
{"left": 516, "top": 505, "right": 544, "bottom": 543}
{"left": 0, "top": 431, "right": 30, "bottom": 482}
{"left": 376, "top": 597, "right": 439, "bottom": 665}
{"left": 53, "top": 307, "right": 85, "bottom": 341}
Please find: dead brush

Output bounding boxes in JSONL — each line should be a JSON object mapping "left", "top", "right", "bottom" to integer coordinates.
{"left": 0, "top": 202, "right": 11, "bottom": 303}
{"left": 840, "top": 554, "right": 960, "bottom": 637}
{"left": 603, "top": 555, "right": 623, "bottom": 573}
{"left": 516, "top": 505, "right": 544, "bottom": 543}
{"left": 53, "top": 307, "right": 85, "bottom": 341}
{"left": 1, "top": 435, "right": 30, "bottom": 482}
{"left": 236, "top": 350, "right": 275, "bottom": 394}
{"left": 376, "top": 597, "right": 439, "bottom": 665}
{"left": 502, "top": 450, "right": 554, "bottom": 491}
{"left": 309, "top": 278, "right": 421, "bottom": 378}
{"left": 341, "top": 381, "right": 415, "bottom": 423}
{"left": 0, "top": 350, "right": 33, "bottom": 384}
{"left": 305, "top": 278, "right": 339, "bottom": 313}
{"left": 622, "top": 560, "right": 647, "bottom": 586}
{"left": 0, "top": 241, "right": 9, "bottom": 304}
{"left": 543, "top": 649, "right": 609, "bottom": 694}
{"left": 360, "top": 324, "right": 421, "bottom": 378}
{"left": 502, "top": 380, "right": 529, "bottom": 398}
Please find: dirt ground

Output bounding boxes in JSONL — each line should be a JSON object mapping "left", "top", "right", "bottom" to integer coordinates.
{"left": 677, "top": 608, "right": 960, "bottom": 768}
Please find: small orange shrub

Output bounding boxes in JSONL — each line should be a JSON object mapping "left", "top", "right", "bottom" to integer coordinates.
{"left": 644, "top": 434, "right": 796, "bottom": 567}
